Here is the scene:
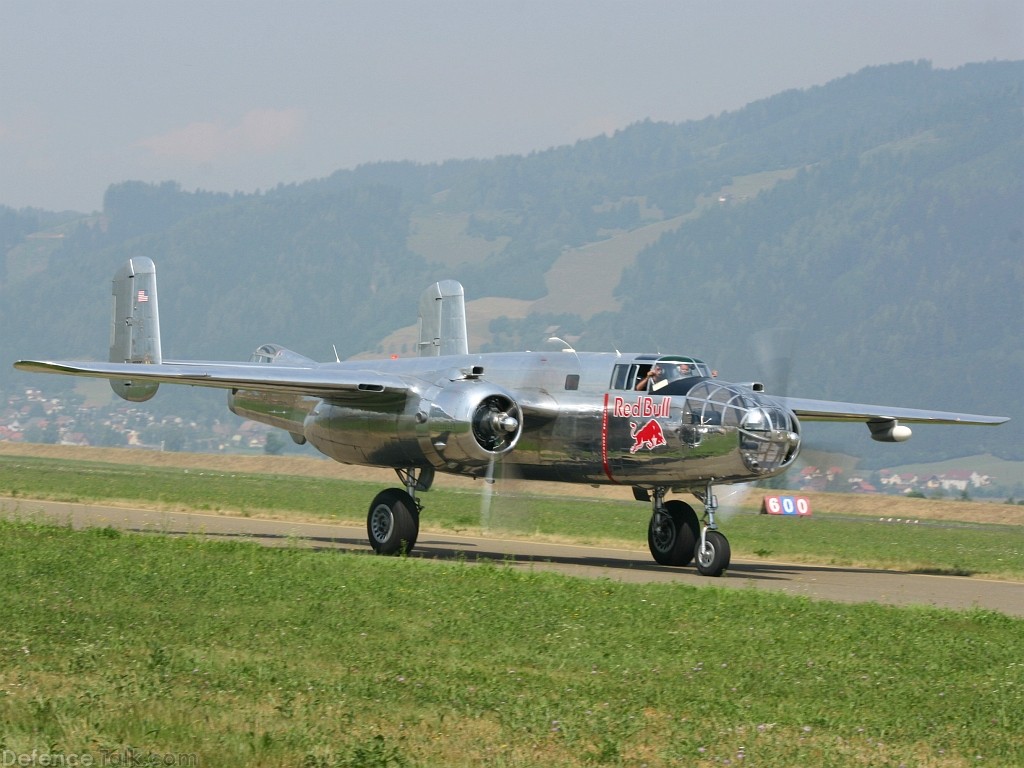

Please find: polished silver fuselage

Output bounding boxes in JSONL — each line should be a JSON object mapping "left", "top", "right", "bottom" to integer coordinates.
{"left": 228, "top": 350, "right": 801, "bottom": 492}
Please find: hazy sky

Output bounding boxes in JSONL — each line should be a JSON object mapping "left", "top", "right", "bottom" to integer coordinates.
{"left": 2, "top": 1, "right": 1022, "bottom": 212}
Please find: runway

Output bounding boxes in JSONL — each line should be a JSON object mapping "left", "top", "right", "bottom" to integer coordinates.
{"left": 4, "top": 497, "right": 1023, "bottom": 617}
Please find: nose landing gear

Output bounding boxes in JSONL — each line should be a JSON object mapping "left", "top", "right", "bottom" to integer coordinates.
{"left": 644, "top": 481, "right": 732, "bottom": 576}
{"left": 693, "top": 481, "right": 731, "bottom": 576}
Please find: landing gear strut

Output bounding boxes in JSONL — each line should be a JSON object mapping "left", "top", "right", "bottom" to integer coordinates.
{"left": 693, "top": 481, "right": 731, "bottom": 577}
{"left": 644, "top": 481, "right": 731, "bottom": 576}
{"left": 366, "top": 468, "right": 432, "bottom": 555}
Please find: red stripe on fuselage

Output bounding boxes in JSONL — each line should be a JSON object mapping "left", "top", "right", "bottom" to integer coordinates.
{"left": 601, "top": 393, "right": 619, "bottom": 484}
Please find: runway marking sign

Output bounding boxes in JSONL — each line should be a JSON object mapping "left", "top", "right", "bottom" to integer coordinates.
{"left": 761, "top": 495, "right": 812, "bottom": 516}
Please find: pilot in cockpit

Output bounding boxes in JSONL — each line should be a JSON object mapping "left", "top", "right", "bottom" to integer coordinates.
{"left": 636, "top": 362, "right": 693, "bottom": 391}
{"left": 635, "top": 365, "right": 662, "bottom": 390}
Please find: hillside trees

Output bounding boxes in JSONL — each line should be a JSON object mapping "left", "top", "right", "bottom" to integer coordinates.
{"left": 2, "top": 60, "right": 1021, "bottom": 460}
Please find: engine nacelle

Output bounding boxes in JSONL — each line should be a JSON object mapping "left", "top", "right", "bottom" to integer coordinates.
{"left": 418, "top": 383, "right": 523, "bottom": 469}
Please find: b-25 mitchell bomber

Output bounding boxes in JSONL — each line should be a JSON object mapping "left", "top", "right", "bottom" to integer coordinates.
{"left": 15, "top": 259, "right": 1009, "bottom": 575}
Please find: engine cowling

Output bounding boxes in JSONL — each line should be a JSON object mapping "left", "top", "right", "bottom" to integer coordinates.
{"left": 417, "top": 383, "right": 523, "bottom": 470}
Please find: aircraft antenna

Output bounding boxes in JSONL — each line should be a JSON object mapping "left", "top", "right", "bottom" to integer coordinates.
{"left": 547, "top": 336, "right": 575, "bottom": 353}
{"left": 332, "top": 344, "right": 341, "bottom": 363}
{"left": 547, "top": 336, "right": 581, "bottom": 370}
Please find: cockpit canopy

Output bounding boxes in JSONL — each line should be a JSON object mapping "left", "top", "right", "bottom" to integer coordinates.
{"left": 610, "top": 355, "right": 713, "bottom": 392}
{"left": 248, "top": 343, "right": 316, "bottom": 367}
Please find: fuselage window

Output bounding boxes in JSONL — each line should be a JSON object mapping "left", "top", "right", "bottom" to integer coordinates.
{"left": 564, "top": 374, "right": 580, "bottom": 391}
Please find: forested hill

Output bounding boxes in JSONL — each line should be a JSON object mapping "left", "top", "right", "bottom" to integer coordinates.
{"left": 1, "top": 60, "right": 1021, "bottom": 462}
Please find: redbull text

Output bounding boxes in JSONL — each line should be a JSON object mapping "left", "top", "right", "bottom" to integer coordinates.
{"left": 613, "top": 395, "right": 671, "bottom": 419}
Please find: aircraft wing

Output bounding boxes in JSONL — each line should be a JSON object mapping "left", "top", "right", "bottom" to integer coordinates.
{"left": 13, "top": 359, "right": 411, "bottom": 400}
{"left": 775, "top": 396, "right": 1009, "bottom": 426}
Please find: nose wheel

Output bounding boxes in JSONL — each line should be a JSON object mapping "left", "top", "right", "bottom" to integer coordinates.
{"left": 693, "top": 482, "right": 731, "bottom": 576}
{"left": 695, "top": 529, "right": 731, "bottom": 576}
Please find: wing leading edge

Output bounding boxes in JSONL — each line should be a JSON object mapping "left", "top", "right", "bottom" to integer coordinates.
{"left": 13, "top": 359, "right": 410, "bottom": 400}
{"left": 776, "top": 395, "right": 1008, "bottom": 426}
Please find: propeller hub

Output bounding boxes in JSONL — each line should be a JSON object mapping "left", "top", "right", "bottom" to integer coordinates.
{"left": 493, "top": 413, "right": 519, "bottom": 433}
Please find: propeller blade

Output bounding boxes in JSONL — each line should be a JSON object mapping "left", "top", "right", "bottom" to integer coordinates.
{"left": 752, "top": 325, "right": 798, "bottom": 396}
{"left": 480, "top": 457, "right": 496, "bottom": 532}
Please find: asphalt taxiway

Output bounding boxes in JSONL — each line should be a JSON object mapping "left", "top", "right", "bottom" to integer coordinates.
{"left": 4, "top": 498, "right": 1022, "bottom": 617}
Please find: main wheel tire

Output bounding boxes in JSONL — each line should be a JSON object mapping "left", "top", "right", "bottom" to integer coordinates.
{"left": 367, "top": 488, "right": 419, "bottom": 555}
{"left": 694, "top": 530, "right": 731, "bottom": 577}
{"left": 647, "top": 500, "right": 700, "bottom": 566}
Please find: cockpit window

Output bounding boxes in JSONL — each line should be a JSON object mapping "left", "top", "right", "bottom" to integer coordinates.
{"left": 249, "top": 343, "right": 280, "bottom": 364}
{"left": 658, "top": 362, "right": 694, "bottom": 383}
{"left": 655, "top": 356, "right": 711, "bottom": 379}
{"left": 611, "top": 363, "right": 645, "bottom": 390}
{"left": 611, "top": 357, "right": 712, "bottom": 391}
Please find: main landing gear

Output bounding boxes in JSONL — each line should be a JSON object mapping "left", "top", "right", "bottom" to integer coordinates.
{"left": 644, "top": 481, "right": 731, "bottom": 576}
{"left": 367, "top": 469, "right": 731, "bottom": 576}
{"left": 366, "top": 467, "right": 432, "bottom": 555}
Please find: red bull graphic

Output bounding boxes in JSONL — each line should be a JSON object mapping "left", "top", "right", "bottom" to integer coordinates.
{"left": 629, "top": 419, "right": 667, "bottom": 453}
{"left": 613, "top": 395, "right": 671, "bottom": 419}
{"left": 601, "top": 393, "right": 675, "bottom": 481}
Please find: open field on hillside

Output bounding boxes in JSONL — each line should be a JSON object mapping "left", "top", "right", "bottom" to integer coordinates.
{"left": 2, "top": 518, "right": 1022, "bottom": 767}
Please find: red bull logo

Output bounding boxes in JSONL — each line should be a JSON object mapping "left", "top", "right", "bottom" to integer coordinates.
{"left": 629, "top": 419, "right": 667, "bottom": 453}
{"left": 613, "top": 395, "right": 671, "bottom": 419}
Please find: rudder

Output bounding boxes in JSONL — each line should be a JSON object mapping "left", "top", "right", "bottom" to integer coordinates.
{"left": 417, "top": 280, "right": 469, "bottom": 357}
{"left": 109, "top": 257, "right": 161, "bottom": 402}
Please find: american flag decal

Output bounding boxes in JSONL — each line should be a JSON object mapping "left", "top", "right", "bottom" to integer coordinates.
{"left": 137, "top": 289, "right": 149, "bottom": 303}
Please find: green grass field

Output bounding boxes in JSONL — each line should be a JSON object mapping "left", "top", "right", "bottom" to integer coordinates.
{"left": 2, "top": 519, "right": 1022, "bottom": 767}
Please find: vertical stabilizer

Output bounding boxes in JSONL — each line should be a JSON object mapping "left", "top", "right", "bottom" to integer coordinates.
{"left": 109, "top": 257, "right": 161, "bottom": 401}
{"left": 417, "top": 280, "right": 469, "bottom": 357}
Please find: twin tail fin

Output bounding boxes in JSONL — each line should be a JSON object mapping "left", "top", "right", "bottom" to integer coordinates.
{"left": 109, "top": 257, "right": 161, "bottom": 402}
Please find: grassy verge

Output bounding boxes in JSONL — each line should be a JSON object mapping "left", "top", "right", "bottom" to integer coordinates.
{"left": 2, "top": 454, "right": 1022, "bottom": 579}
{"left": 1, "top": 519, "right": 1022, "bottom": 767}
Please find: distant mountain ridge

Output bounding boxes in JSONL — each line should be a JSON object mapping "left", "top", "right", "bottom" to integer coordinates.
{"left": 1, "top": 60, "right": 1021, "bottom": 462}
